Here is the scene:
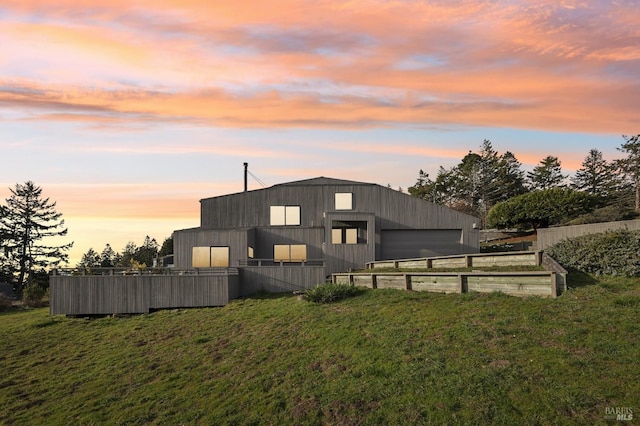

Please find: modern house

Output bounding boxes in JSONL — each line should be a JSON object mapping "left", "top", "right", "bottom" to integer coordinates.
{"left": 173, "top": 177, "right": 479, "bottom": 294}
{"left": 50, "top": 176, "right": 481, "bottom": 315}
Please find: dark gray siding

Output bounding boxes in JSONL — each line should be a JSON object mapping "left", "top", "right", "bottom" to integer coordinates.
{"left": 324, "top": 212, "right": 376, "bottom": 274}
{"left": 173, "top": 228, "right": 250, "bottom": 269}
{"left": 175, "top": 178, "right": 479, "bottom": 274}
{"left": 200, "top": 183, "right": 478, "bottom": 232}
{"left": 380, "top": 229, "right": 464, "bottom": 260}
{"left": 537, "top": 219, "right": 640, "bottom": 251}
{"left": 255, "top": 228, "right": 324, "bottom": 260}
{"left": 239, "top": 266, "right": 327, "bottom": 296}
{"left": 50, "top": 274, "right": 238, "bottom": 315}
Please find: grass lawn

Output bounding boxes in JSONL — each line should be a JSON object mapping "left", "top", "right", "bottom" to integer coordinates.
{"left": 1, "top": 274, "right": 639, "bottom": 425}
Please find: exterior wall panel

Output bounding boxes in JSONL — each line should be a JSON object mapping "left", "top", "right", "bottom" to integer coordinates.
{"left": 239, "top": 266, "right": 326, "bottom": 296}
{"left": 50, "top": 273, "right": 236, "bottom": 315}
{"left": 176, "top": 177, "right": 479, "bottom": 280}
{"left": 173, "top": 228, "right": 250, "bottom": 269}
{"left": 537, "top": 220, "right": 640, "bottom": 251}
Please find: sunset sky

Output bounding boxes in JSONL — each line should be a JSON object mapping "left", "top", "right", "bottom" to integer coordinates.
{"left": 1, "top": 0, "right": 638, "bottom": 265}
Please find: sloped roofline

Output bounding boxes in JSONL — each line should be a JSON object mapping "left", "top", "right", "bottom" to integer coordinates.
{"left": 200, "top": 176, "right": 376, "bottom": 202}
{"left": 273, "top": 176, "right": 376, "bottom": 187}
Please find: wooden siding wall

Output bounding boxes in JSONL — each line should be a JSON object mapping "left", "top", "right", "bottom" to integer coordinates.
{"left": 324, "top": 212, "right": 376, "bottom": 274}
{"left": 50, "top": 274, "right": 238, "bottom": 315}
{"left": 239, "top": 266, "right": 327, "bottom": 296}
{"left": 254, "top": 228, "right": 324, "bottom": 260}
{"left": 200, "top": 184, "right": 478, "bottom": 235}
{"left": 176, "top": 181, "right": 479, "bottom": 274}
{"left": 173, "top": 229, "right": 250, "bottom": 269}
{"left": 334, "top": 271, "right": 562, "bottom": 298}
{"left": 537, "top": 219, "right": 640, "bottom": 251}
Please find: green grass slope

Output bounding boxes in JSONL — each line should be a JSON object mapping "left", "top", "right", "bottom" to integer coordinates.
{"left": 1, "top": 276, "right": 639, "bottom": 425}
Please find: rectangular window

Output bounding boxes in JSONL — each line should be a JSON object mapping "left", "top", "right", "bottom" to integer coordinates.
{"left": 345, "top": 228, "right": 358, "bottom": 244}
{"left": 285, "top": 206, "right": 301, "bottom": 225}
{"left": 331, "top": 228, "right": 343, "bottom": 244}
{"left": 290, "top": 244, "right": 307, "bottom": 262}
{"left": 335, "top": 193, "right": 353, "bottom": 210}
{"left": 331, "top": 220, "right": 367, "bottom": 245}
{"left": 273, "top": 244, "right": 307, "bottom": 262}
{"left": 248, "top": 246, "right": 254, "bottom": 259}
{"left": 192, "top": 246, "right": 229, "bottom": 268}
{"left": 192, "top": 247, "right": 211, "bottom": 268}
{"left": 210, "top": 247, "right": 229, "bottom": 267}
{"left": 274, "top": 245, "right": 290, "bottom": 262}
{"left": 270, "top": 205, "right": 301, "bottom": 226}
{"left": 270, "top": 206, "right": 286, "bottom": 226}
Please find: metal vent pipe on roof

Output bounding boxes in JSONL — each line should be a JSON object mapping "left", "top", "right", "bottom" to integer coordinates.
{"left": 244, "top": 162, "right": 248, "bottom": 192}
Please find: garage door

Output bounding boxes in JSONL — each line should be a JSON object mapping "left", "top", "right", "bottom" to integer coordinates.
{"left": 381, "top": 229, "right": 463, "bottom": 260}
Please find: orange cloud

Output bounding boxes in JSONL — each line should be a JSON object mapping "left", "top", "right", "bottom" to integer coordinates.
{"left": 1, "top": 1, "right": 638, "bottom": 135}
{"left": 0, "top": 0, "right": 640, "bottom": 133}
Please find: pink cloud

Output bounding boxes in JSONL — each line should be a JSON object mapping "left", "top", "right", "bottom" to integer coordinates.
{"left": 0, "top": 1, "right": 637, "bottom": 135}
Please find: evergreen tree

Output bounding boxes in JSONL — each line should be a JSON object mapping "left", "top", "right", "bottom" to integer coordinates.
{"left": 571, "top": 148, "right": 619, "bottom": 199}
{"left": 134, "top": 236, "right": 159, "bottom": 267}
{"left": 527, "top": 156, "right": 567, "bottom": 190}
{"left": 77, "top": 248, "right": 101, "bottom": 268}
{"left": 0, "top": 181, "right": 73, "bottom": 292}
{"left": 452, "top": 150, "right": 482, "bottom": 215}
{"left": 159, "top": 237, "right": 174, "bottom": 257}
{"left": 0, "top": 204, "right": 16, "bottom": 283}
{"left": 118, "top": 241, "right": 137, "bottom": 267}
{"left": 614, "top": 134, "right": 640, "bottom": 211}
{"left": 408, "top": 167, "right": 456, "bottom": 205}
{"left": 408, "top": 140, "right": 528, "bottom": 226}
{"left": 496, "top": 151, "right": 527, "bottom": 202}
{"left": 100, "top": 243, "right": 118, "bottom": 267}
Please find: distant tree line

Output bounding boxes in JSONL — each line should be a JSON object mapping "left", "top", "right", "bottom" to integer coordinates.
{"left": 408, "top": 135, "right": 640, "bottom": 230}
{"left": 76, "top": 236, "right": 173, "bottom": 269}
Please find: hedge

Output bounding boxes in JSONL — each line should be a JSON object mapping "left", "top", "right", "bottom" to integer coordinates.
{"left": 547, "top": 229, "right": 640, "bottom": 276}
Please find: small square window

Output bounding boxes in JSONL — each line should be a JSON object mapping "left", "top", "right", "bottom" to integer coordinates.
{"left": 335, "top": 193, "right": 353, "bottom": 210}
{"left": 210, "top": 247, "right": 229, "bottom": 267}
{"left": 192, "top": 247, "right": 211, "bottom": 268}
{"left": 274, "top": 245, "right": 290, "bottom": 262}
{"left": 290, "top": 244, "right": 307, "bottom": 262}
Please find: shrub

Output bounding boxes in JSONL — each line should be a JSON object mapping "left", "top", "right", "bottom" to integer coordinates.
{"left": 22, "top": 284, "right": 47, "bottom": 307}
{"left": 547, "top": 229, "right": 640, "bottom": 276}
{"left": 487, "top": 188, "right": 597, "bottom": 230}
{"left": 567, "top": 205, "right": 638, "bottom": 225}
{"left": 303, "top": 283, "right": 363, "bottom": 304}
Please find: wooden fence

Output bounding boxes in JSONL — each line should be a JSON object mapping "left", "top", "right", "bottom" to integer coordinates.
{"left": 537, "top": 219, "right": 640, "bottom": 251}
{"left": 333, "top": 270, "right": 563, "bottom": 298}
{"left": 366, "top": 251, "right": 543, "bottom": 270}
{"left": 344, "top": 251, "right": 567, "bottom": 298}
{"left": 50, "top": 269, "right": 239, "bottom": 315}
